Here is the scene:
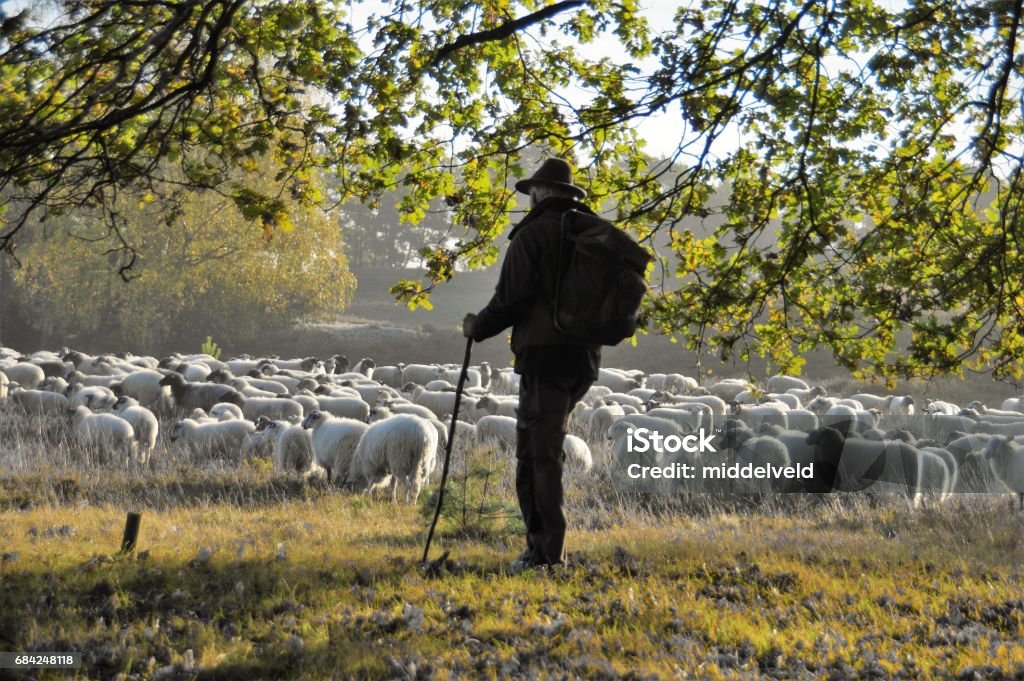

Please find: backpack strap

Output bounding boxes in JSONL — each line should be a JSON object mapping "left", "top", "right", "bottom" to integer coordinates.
{"left": 554, "top": 210, "right": 569, "bottom": 314}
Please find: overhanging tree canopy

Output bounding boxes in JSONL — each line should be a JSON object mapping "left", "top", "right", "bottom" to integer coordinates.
{"left": 1, "top": 0, "right": 1023, "bottom": 381}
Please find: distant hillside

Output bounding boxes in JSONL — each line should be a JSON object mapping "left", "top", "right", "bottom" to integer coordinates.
{"left": 344, "top": 266, "right": 502, "bottom": 331}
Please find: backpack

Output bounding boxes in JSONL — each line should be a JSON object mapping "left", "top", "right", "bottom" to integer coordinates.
{"left": 553, "top": 209, "right": 652, "bottom": 346}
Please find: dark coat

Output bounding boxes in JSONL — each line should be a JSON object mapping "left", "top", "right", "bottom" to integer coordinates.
{"left": 471, "top": 196, "right": 600, "bottom": 377}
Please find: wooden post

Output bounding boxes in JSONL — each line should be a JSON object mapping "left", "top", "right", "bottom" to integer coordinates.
{"left": 120, "top": 512, "right": 142, "bottom": 554}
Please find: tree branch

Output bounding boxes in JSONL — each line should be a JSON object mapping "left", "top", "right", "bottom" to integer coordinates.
{"left": 431, "top": 0, "right": 588, "bottom": 66}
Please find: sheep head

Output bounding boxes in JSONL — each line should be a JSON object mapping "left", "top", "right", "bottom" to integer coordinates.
{"left": 301, "top": 411, "right": 323, "bottom": 430}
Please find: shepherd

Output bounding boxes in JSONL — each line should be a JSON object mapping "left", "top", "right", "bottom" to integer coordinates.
{"left": 463, "top": 158, "right": 601, "bottom": 572}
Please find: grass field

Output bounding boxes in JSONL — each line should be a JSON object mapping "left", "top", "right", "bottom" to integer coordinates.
{"left": 2, "top": 407, "right": 1024, "bottom": 680}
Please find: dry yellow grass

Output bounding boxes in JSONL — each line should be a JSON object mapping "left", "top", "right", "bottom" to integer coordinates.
{"left": 1, "top": 492, "right": 1023, "bottom": 680}
{"left": 2, "top": 407, "right": 1023, "bottom": 679}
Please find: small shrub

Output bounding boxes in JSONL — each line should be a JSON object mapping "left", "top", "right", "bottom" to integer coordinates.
{"left": 420, "top": 447, "right": 523, "bottom": 541}
{"left": 201, "top": 335, "right": 222, "bottom": 360}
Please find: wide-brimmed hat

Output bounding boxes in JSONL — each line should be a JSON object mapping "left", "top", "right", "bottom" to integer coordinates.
{"left": 514, "top": 158, "right": 586, "bottom": 199}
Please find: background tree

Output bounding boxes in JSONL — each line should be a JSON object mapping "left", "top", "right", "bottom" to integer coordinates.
{"left": 2, "top": 0, "right": 1024, "bottom": 381}
{"left": 9, "top": 160, "right": 355, "bottom": 353}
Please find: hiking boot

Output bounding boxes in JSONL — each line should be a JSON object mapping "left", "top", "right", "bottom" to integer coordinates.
{"left": 508, "top": 549, "right": 537, "bottom": 575}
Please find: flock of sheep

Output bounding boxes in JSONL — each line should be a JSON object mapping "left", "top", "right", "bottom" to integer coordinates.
{"left": 1, "top": 347, "right": 1023, "bottom": 508}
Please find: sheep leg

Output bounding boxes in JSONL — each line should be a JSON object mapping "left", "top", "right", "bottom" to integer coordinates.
{"left": 325, "top": 465, "right": 332, "bottom": 485}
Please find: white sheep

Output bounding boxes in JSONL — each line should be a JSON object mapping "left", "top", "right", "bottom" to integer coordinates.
{"left": 372, "top": 364, "right": 406, "bottom": 388}
{"left": 372, "top": 401, "right": 437, "bottom": 421}
{"left": 258, "top": 420, "right": 316, "bottom": 474}
{"left": 111, "top": 369, "right": 171, "bottom": 410}
{"left": 601, "top": 392, "right": 646, "bottom": 410}
{"left": 315, "top": 395, "right": 371, "bottom": 421}
{"left": 65, "top": 370, "right": 124, "bottom": 389}
{"left": 182, "top": 353, "right": 229, "bottom": 372}
{"left": 351, "top": 357, "right": 376, "bottom": 378}
{"left": 733, "top": 403, "right": 789, "bottom": 430}
{"left": 767, "top": 393, "right": 803, "bottom": 410}
{"left": 718, "top": 428, "right": 792, "bottom": 493}
{"left": 595, "top": 367, "right": 644, "bottom": 392}
{"left": 626, "top": 388, "right": 661, "bottom": 403}
{"left": 889, "top": 395, "right": 915, "bottom": 415}
{"left": 607, "top": 416, "right": 684, "bottom": 470}
{"left": 65, "top": 350, "right": 124, "bottom": 376}
{"left": 409, "top": 385, "right": 467, "bottom": 421}
{"left": 923, "top": 413, "right": 977, "bottom": 440}
{"left": 254, "top": 371, "right": 302, "bottom": 393}
{"left": 290, "top": 392, "right": 321, "bottom": 417}
{"left": 971, "top": 420, "right": 1024, "bottom": 437}
{"left": 301, "top": 410, "right": 368, "bottom": 484}
{"left": 646, "top": 373, "right": 698, "bottom": 394}
{"left": 234, "top": 374, "right": 290, "bottom": 396}
{"left": 187, "top": 407, "right": 218, "bottom": 423}
{"left": 66, "top": 384, "right": 117, "bottom": 411}
{"left": 350, "top": 413, "right": 438, "bottom": 503}
{"left": 965, "top": 401, "right": 1024, "bottom": 418}
{"left": 1000, "top": 397, "right": 1024, "bottom": 412}
{"left": 489, "top": 368, "right": 521, "bottom": 394}
{"left": 588, "top": 402, "right": 627, "bottom": 438}
{"left": 562, "top": 434, "right": 592, "bottom": 471}
{"left": 475, "top": 415, "right": 518, "bottom": 449}
{"left": 609, "top": 413, "right": 688, "bottom": 439}
{"left": 766, "top": 374, "right": 809, "bottom": 393}
{"left": 582, "top": 384, "right": 614, "bottom": 404}
{"left": 10, "top": 387, "right": 70, "bottom": 415}
{"left": 848, "top": 393, "right": 894, "bottom": 411}
{"left": 981, "top": 436, "right": 1024, "bottom": 509}
{"left": 110, "top": 396, "right": 159, "bottom": 464}
{"left": 70, "top": 405, "right": 137, "bottom": 464}
{"left": 462, "top": 413, "right": 588, "bottom": 470}
{"left": 706, "top": 378, "right": 752, "bottom": 402}
{"left": 959, "top": 410, "right": 1024, "bottom": 425}
{"left": 645, "top": 405, "right": 705, "bottom": 434}
{"left": 40, "top": 375, "right": 70, "bottom": 394}
{"left": 781, "top": 408, "right": 819, "bottom": 432}
{"left": 342, "top": 382, "right": 394, "bottom": 405}
{"left": 472, "top": 394, "right": 518, "bottom": 420}
{"left": 168, "top": 418, "right": 256, "bottom": 461}
{"left": 437, "top": 365, "right": 483, "bottom": 389}
{"left": 270, "top": 357, "right": 323, "bottom": 373}
{"left": 209, "top": 402, "right": 244, "bottom": 421}
{"left": 651, "top": 394, "right": 728, "bottom": 421}
{"left": 917, "top": 446, "right": 958, "bottom": 502}
{"left": 1, "top": 362, "right": 45, "bottom": 390}
{"left": 241, "top": 396, "right": 304, "bottom": 423}
{"left": 923, "top": 399, "right": 959, "bottom": 415}
{"left": 822, "top": 405, "right": 877, "bottom": 432}
{"left": 0, "top": 370, "right": 7, "bottom": 400}
{"left": 785, "top": 385, "right": 828, "bottom": 402}
{"left": 805, "top": 396, "right": 840, "bottom": 418}
{"left": 401, "top": 363, "right": 442, "bottom": 386}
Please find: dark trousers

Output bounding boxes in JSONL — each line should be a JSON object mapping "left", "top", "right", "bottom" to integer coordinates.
{"left": 515, "top": 373, "right": 593, "bottom": 565}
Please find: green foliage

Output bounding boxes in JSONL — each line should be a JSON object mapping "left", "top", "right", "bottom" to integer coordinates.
{"left": 1, "top": 1, "right": 1024, "bottom": 378}
{"left": 201, "top": 336, "right": 222, "bottom": 360}
{"left": 420, "top": 447, "right": 524, "bottom": 542}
